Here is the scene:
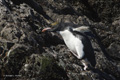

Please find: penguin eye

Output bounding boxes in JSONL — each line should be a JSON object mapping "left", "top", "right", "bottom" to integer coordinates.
{"left": 68, "top": 27, "right": 73, "bottom": 31}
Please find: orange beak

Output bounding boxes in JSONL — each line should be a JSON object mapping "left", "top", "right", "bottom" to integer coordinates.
{"left": 42, "top": 27, "right": 51, "bottom": 32}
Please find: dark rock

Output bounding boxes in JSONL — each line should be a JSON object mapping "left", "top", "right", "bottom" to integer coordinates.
{"left": 107, "top": 42, "right": 120, "bottom": 60}
{"left": 0, "top": 44, "right": 32, "bottom": 79}
{"left": 88, "top": 0, "right": 120, "bottom": 23}
{"left": 19, "top": 54, "right": 68, "bottom": 80}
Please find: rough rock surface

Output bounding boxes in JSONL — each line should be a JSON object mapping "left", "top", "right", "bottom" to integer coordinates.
{"left": 0, "top": 0, "right": 120, "bottom": 80}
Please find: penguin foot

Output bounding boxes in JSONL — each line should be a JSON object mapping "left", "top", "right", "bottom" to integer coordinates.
{"left": 83, "top": 66, "right": 88, "bottom": 70}
{"left": 82, "top": 62, "right": 90, "bottom": 70}
{"left": 83, "top": 64, "right": 92, "bottom": 70}
{"left": 81, "top": 59, "right": 92, "bottom": 71}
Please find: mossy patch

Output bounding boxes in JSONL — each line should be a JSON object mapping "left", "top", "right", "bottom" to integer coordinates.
{"left": 20, "top": 54, "right": 68, "bottom": 80}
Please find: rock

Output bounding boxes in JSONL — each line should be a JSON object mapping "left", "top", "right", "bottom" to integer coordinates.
{"left": 88, "top": 0, "right": 120, "bottom": 23}
{"left": 107, "top": 42, "right": 120, "bottom": 59}
{"left": 1, "top": 26, "right": 22, "bottom": 42}
{"left": 0, "top": 44, "right": 32, "bottom": 79}
{"left": 19, "top": 54, "right": 68, "bottom": 80}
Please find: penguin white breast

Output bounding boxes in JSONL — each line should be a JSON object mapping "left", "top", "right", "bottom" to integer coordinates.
{"left": 59, "top": 30, "right": 84, "bottom": 59}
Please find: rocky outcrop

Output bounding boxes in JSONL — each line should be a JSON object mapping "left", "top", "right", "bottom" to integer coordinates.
{"left": 0, "top": 0, "right": 120, "bottom": 80}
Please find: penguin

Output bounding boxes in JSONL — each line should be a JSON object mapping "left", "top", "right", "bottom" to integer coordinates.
{"left": 42, "top": 22, "right": 96, "bottom": 70}
{"left": 44, "top": 22, "right": 95, "bottom": 38}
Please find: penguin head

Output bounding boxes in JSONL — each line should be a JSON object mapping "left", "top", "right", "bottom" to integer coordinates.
{"left": 42, "top": 22, "right": 74, "bottom": 33}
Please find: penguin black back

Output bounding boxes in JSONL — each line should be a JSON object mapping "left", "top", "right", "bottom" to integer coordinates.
{"left": 72, "top": 31, "right": 96, "bottom": 67}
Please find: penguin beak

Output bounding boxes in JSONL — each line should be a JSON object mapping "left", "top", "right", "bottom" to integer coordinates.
{"left": 42, "top": 22, "right": 59, "bottom": 32}
{"left": 42, "top": 27, "right": 51, "bottom": 32}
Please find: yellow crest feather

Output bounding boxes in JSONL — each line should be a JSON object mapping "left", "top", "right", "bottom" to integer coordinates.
{"left": 51, "top": 22, "right": 58, "bottom": 26}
